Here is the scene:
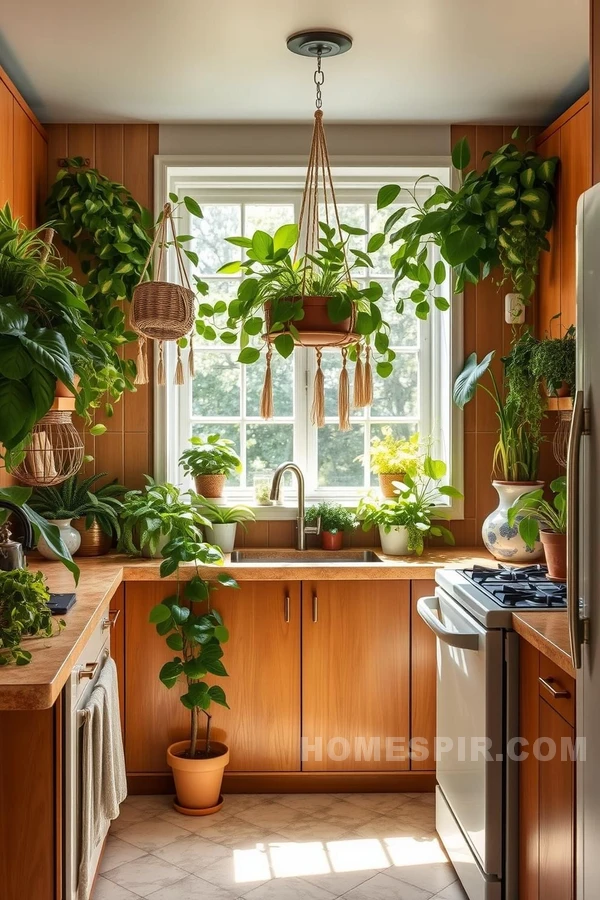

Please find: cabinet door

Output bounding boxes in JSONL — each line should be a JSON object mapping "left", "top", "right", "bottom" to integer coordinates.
{"left": 12, "top": 100, "right": 33, "bottom": 226}
{"left": 302, "top": 580, "right": 410, "bottom": 771}
{"left": 0, "top": 80, "right": 13, "bottom": 208}
{"left": 559, "top": 103, "right": 591, "bottom": 330}
{"left": 410, "top": 580, "right": 436, "bottom": 771}
{"left": 539, "top": 698, "right": 575, "bottom": 900}
{"left": 109, "top": 585, "right": 125, "bottom": 735}
{"left": 125, "top": 581, "right": 300, "bottom": 773}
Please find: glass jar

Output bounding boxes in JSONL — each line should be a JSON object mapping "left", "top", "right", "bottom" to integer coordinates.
{"left": 254, "top": 473, "right": 274, "bottom": 506}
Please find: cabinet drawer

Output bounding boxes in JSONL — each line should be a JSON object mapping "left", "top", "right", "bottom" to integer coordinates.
{"left": 538, "top": 657, "right": 575, "bottom": 727}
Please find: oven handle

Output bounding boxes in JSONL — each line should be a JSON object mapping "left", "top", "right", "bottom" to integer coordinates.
{"left": 416, "top": 596, "right": 480, "bottom": 650}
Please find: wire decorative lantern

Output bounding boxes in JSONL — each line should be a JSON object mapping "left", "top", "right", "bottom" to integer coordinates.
{"left": 131, "top": 202, "right": 196, "bottom": 386}
{"left": 13, "top": 410, "right": 84, "bottom": 487}
{"left": 553, "top": 409, "right": 572, "bottom": 467}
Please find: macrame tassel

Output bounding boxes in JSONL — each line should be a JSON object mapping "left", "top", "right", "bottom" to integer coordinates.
{"left": 363, "top": 345, "right": 374, "bottom": 408}
{"left": 188, "top": 333, "right": 195, "bottom": 378}
{"left": 134, "top": 335, "right": 149, "bottom": 385}
{"left": 174, "top": 344, "right": 185, "bottom": 385}
{"left": 338, "top": 348, "right": 350, "bottom": 431}
{"left": 260, "top": 348, "right": 274, "bottom": 420}
{"left": 353, "top": 343, "right": 365, "bottom": 408}
{"left": 157, "top": 341, "right": 165, "bottom": 386}
{"left": 311, "top": 349, "right": 325, "bottom": 427}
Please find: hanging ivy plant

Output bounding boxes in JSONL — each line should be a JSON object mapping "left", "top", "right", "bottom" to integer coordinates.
{"left": 375, "top": 131, "right": 558, "bottom": 319}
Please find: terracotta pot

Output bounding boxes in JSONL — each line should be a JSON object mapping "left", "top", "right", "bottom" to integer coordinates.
{"left": 72, "top": 519, "right": 112, "bottom": 556}
{"left": 543, "top": 379, "right": 571, "bottom": 398}
{"left": 322, "top": 530, "right": 343, "bottom": 551}
{"left": 167, "top": 740, "right": 229, "bottom": 813}
{"left": 194, "top": 474, "right": 226, "bottom": 498}
{"left": 266, "top": 296, "right": 351, "bottom": 335}
{"left": 378, "top": 473, "right": 405, "bottom": 499}
{"left": 55, "top": 374, "right": 80, "bottom": 397}
{"left": 540, "top": 530, "right": 567, "bottom": 582}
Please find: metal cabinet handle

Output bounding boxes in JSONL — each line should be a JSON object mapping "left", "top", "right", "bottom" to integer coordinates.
{"left": 539, "top": 676, "right": 571, "bottom": 700}
{"left": 312, "top": 593, "right": 318, "bottom": 623}
{"left": 284, "top": 594, "right": 290, "bottom": 623}
{"left": 416, "top": 596, "right": 480, "bottom": 650}
{"left": 102, "top": 608, "right": 120, "bottom": 630}
{"left": 78, "top": 661, "right": 99, "bottom": 681}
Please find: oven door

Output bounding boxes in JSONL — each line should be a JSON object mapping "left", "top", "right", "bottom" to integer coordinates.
{"left": 417, "top": 588, "right": 504, "bottom": 882}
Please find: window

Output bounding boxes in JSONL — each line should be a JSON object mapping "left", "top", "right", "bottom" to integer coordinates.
{"left": 158, "top": 166, "right": 462, "bottom": 514}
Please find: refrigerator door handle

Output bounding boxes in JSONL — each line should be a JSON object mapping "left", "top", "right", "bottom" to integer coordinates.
{"left": 416, "top": 596, "right": 480, "bottom": 650}
{"left": 567, "top": 389, "right": 590, "bottom": 669}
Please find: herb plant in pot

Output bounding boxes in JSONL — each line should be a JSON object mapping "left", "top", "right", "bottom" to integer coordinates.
{"left": 362, "top": 428, "right": 421, "bottom": 498}
{"left": 194, "top": 497, "right": 255, "bottom": 553}
{"left": 508, "top": 477, "right": 567, "bottom": 580}
{"left": 29, "top": 473, "right": 124, "bottom": 556}
{"left": 454, "top": 335, "right": 546, "bottom": 561}
{"left": 531, "top": 322, "right": 576, "bottom": 398}
{"left": 118, "top": 478, "right": 209, "bottom": 558}
{"left": 305, "top": 502, "right": 357, "bottom": 550}
{"left": 357, "top": 456, "right": 461, "bottom": 556}
{"left": 179, "top": 435, "right": 242, "bottom": 499}
{"left": 149, "top": 529, "right": 237, "bottom": 814}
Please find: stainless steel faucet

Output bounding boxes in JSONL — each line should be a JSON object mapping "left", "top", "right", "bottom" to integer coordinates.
{"left": 270, "top": 462, "right": 321, "bottom": 550}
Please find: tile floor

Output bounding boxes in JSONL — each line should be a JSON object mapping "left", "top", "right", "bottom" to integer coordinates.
{"left": 94, "top": 793, "right": 468, "bottom": 900}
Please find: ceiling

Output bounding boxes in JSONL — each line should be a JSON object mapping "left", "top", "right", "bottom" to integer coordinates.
{"left": 0, "top": 0, "right": 589, "bottom": 125}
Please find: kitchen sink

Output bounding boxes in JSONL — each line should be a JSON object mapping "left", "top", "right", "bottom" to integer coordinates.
{"left": 229, "top": 549, "right": 383, "bottom": 564}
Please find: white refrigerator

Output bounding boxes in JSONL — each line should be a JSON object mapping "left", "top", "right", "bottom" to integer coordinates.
{"left": 573, "top": 183, "right": 600, "bottom": 899}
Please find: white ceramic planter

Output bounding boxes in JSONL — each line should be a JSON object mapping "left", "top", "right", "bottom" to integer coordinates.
{"left": 482, "top": 481, "right": 544, "bottom": 562}
{"left": 379, "top": 524, "right": 411, "bottom": 556}
{"left": 141, "top": 533, "right": 169, "bottom": 559}
{"left": 37, "top": 518, "right": 81, "bottom": 560}
{"left": 205, "top": 523, "right": 237, "bottom": 553}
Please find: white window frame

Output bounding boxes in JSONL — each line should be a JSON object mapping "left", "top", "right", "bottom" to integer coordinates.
{"left": 154, "top": 161, "right": 464, "bottom": 519}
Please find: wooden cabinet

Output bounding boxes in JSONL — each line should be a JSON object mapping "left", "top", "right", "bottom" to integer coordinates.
{"left": 536, "top": 93, "right": 591, "bottom": 337}
{"left": 519, "top": 638, "right": 576, "bottom": 900}
{"left": 410, "top": 580, "right": 437, "bottom": 770}
{"left": 124, "top": 580, "right": 301, "bottom": 774}
{"left": 301, "top": 580, "right": 410, "bottom": 771}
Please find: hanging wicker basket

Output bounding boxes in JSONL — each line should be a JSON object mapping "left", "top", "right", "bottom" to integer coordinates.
{"left": 12, "top": 410, "right": 84, "bottom": 487}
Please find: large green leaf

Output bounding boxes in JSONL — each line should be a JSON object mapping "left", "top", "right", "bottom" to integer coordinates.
{"left": 0, "top": 301, "right": 28, "bottom": 335}
{"left": 23, "top": 503, "right": 80, "bottom": 583}
{"left": 0, "top": 379, "right": 35, "bottom": 445}
{"left": 453, "top": 351, "right": 495, "bottom": 408}
{"left": 273, "top": 224, "right": 298, "bottom": 252}
{"left": 19, "top": 329, "right": 75, "bottom": 385}
{"left": 0, "top": 335, "right": 34, "bottom": 379}
{"left": 251, "top": 230, "right": 274, "bottom": 263}
{"left": 452, "top": 136, "right": 471, "bottom": 171}
{"left": 442, "top": 227, "right": 482, "bottom": 267}
{"left": 377, "top": 184, "right": 401, "bottom": 210}
{"left": 274, "top": 333, "right": 294, "bottom": 359}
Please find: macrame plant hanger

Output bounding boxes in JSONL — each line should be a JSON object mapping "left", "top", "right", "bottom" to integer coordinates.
{"left": 261, "top": 30, "right": 370, "bottom": 431}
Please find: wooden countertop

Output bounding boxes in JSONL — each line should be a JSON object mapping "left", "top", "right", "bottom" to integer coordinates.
{"left": 512, "top": 611, "right": 575, "bottom": 678}
{"left": 0, "top": 548, "right": 495, "bottom": 711}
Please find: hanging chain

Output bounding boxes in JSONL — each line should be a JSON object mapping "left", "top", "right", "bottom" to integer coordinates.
{"left": 314, "top": 51, "right": 324, "bottom": 110}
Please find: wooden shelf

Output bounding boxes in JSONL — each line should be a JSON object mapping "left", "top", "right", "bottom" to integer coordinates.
{"left": 547, "top": 397, "right": 573, "bottom": 412}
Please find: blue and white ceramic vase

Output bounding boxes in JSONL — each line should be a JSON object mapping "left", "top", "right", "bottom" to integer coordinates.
{"left": 482, "top": 481, "right": 544, "bottom": 562}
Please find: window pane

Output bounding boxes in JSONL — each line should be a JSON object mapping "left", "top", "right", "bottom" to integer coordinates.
{"left": 246, "top": 353, "right": 294, "bottom": 418}
{"left": 192, "top": 204, "right": 241, "bottom": 274}
{"left": 379, "top": 284, "right": 419, "bottom": 347}
{"left": 318, "top": 424, "right": 365, "bottom": 487}
{"left": 245, "top": 204, "right": 295, "bottom": 235}
{"left": 319, "top": 350, "right": 363, "bottom": 419}
{"left": 191, "top": 422, "right": 241, "bottom": 487}
{"left": 369, "top": 422, "right": 418, "bottom": 486}
{"left": 246, "top": 424, "right": 293, "bottom": 478}
{"left": 371, "top": 352, "right": 418, "bottom": 418}
{"left": 192, "top": 351, "right": 240, "bottom": 417}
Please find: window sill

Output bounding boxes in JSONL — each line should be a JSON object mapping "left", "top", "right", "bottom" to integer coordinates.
{"left": 198, "top": 497, "right": 463, "bottom": 521}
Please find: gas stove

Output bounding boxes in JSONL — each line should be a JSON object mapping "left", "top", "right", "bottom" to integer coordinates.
{"left": 463, "top": 564, "right": 567, "bottom": 610}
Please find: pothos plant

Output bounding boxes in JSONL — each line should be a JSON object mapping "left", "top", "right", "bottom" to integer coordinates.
{"left": 196, "top": 221, "right": 397, "bottom": 378}
{"left": 374, "top": 131, "right": 558, "bottom": 319}
{"left": 0, "top": 568, "right": 64, "bottom": 666}
{"left": 148, "top": 526, "right": 238, "bottom": 758}
{"left": 45, "top": 160, "right": 208, "bottom": 413}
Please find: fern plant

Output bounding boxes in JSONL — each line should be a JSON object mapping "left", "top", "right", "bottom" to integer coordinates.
{"left": 29, "top": 473, "right": 125, "bottom": 537}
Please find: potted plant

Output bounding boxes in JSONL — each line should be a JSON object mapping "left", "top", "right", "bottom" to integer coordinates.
{"left": 376, "top": 132, "right": 557, "bottom": 319}
{"left": 149, "top": 527, "right": 237, "bottom": 814}
{"left": 357, "top": 456, "right": 461, "bottom": 555}
{"left": 118, "top": 477, "right": 210, "bottom": 558}
{"left": 531, "top": 322, "right": 576, "bottom": 398}
{"left": 305, "top": 502, "right": 357, "bottom": 550}
{"left": 0, "top": 205, "right": 138, "bottom": 470}
{"left": 454, "top": 334, "right": 546, "bottom": 561}
{"left": 508, "top": 477, "right": 567, "bottom": 580}
{"left": 0, "top": 568, "right": 65, "bottom": 666}
{"left": 194, "top": 497, "right": 255, "bottom": 553}
{"left": 29, "top": 473, "right": 125, "bottom": 556}
{"left": 179, "top": 434, "right": 242, "bottom": 498}
{"left": 360, "top": 428, "right": 421, "bottom": 498}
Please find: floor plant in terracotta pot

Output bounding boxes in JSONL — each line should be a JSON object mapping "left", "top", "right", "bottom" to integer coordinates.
{"left": 362, "top": 428, "right": 421, "bottom": 498}
{"left": 149, "top": 530, "right": 237, "bottom": 814}
{"left": 305, "top": 502, "right": 356, "bottom": 550}
{"left": 508, "top": 476, "right": 567, "bottom": 581}
{"left": 179, "top": 434, "right": 242, "bottom": 498}
{"left": 194, "top": 496, "right": 255, "bottom": 553}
